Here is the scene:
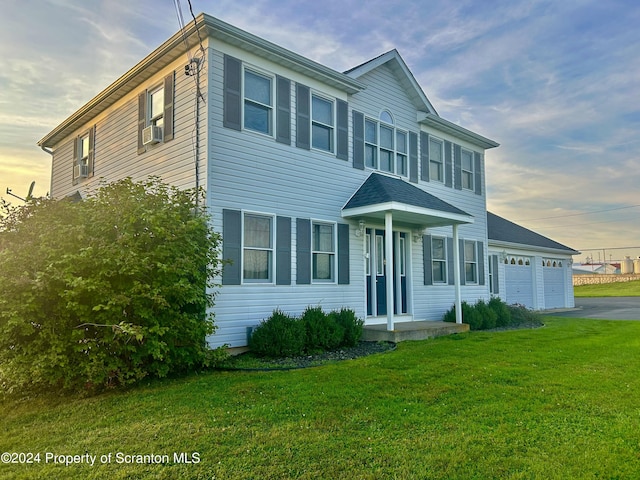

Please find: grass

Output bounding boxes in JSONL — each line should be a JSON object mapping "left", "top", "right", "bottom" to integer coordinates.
{"left": 2, "top": 317, "right": 640, "bottom": 479}
{"left": 574, "top": 278, "right": 640, "bottom": 297}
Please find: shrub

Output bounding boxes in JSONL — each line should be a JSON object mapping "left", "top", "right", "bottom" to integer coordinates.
{"left": 475, "top": 299, "right": 497, "bottom": 330}
{"left": 489, "top": 296, "right": 512, "bottom": 327}
{"left": 302, "top": 306, "right": 344, "bottom": 353}
{"left": 249, "top": 310, "right": 305, "bottom": 358}
{"left": 331, "top": 308, "right": 364, "bottom": 347}
{"left": 0, "top": 178, "right": 222, "bottom": 393}
{"left": 509, "top": 304, "right": 543, "bottom": 326}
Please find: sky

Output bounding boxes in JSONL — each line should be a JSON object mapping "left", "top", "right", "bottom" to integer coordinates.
{"left": 1, "top": 0, "right": 639, "bottom": 263}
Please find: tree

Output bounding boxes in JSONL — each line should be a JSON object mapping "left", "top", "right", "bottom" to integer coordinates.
{"left": 0, "top": 177, "right": 223, "bottom": 393}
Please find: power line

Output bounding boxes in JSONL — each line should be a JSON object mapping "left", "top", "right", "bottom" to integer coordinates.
{"left": 514, "top": 204, "right": 640, "bottom": 222}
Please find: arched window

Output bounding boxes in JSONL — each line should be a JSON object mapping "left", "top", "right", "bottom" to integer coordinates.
{"left": 518, "top": 258, "right": 524, "bottom": 265}
{"left": 510, "top": 258, "right": 516, "bottom": 264}
{"left": 380, "top": 110, "right": 394, "bottom": 125}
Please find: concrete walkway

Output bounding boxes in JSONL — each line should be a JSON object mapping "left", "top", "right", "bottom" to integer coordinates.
{"left": 542, "top": 297, "right": 640, "bottom": 320}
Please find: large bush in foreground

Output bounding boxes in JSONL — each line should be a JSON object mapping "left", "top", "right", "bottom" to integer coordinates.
{"left": 0, "top": 178, "right": 223, "bottom": 393}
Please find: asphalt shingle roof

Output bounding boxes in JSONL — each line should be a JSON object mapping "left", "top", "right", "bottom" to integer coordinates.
{"left": 487, "top": 212, "right": 578, "bottom": 253}
{"left": 343, "top": 173, "right": 469, "bottom": 217}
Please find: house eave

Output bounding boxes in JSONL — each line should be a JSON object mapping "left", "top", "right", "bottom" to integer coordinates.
{"left": 342, "top": 201, "right": 474, "bottom": 228}
{"left": 418, "top": 112, "right": 499, "bottom": 150}
{"left": 488, "top": 239, "right": 580, "bottom": 256}
{"left": 39, "top": 13, "right": 365, "bottom": 149}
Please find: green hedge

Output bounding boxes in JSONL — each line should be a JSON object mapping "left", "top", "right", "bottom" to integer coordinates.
{"left": 443, "top": 297, "right": 543, "bottom": 331}
{"left": 249, "top": 307, "right": 364, "bottom": 358}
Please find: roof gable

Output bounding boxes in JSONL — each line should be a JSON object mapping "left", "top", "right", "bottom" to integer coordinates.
{"left": 487, "top": 212, "right": 579, "bottom": 254}
{"left": 345, "top": 49, "right": 438, "bottom": 115}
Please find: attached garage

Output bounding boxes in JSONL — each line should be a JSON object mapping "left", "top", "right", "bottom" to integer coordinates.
{"left": 504, "top": 257, "right": 534, "bottom": 308}
{"left": 488, "top": 213, "right": 579, "bottom": 310}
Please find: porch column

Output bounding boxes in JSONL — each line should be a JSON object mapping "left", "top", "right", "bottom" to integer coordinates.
{"left": 385, "top": 211, "right": 394, "bottom": 330}
{"left": 452, "top": 223, "right": 462, "bottom": 324}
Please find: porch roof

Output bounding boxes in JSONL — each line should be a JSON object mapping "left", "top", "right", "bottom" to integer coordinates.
{"left": 341, "top": 173, "right": 474, "bottom": 227}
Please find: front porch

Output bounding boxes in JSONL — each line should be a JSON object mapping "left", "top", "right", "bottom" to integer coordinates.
{"left": 362, "top": 320, "right": 469, "bottom": 343}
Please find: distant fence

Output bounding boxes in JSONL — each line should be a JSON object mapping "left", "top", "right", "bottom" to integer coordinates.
{"left": 573, "top": 274, "right": 640, "bottom": 286}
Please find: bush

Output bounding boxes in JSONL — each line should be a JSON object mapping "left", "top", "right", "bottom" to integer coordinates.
{"left": 302, "top": 306, "right": 344, "bottom": 353}
{"left": 0, "top": 177, "right": 222, "bottom": 393}
{"left": 489, "top": 296, "right": 512, "bottom": 327}
{"left": 249, "top": 310, "right": 306, "bottom": 358}
{"left": 443, "top": 297, "right": 543, "bottom": 331}
{"left": 331, "top": 308, "right": 364, "bottom": 347}
{"left": 475, "top": 300, "right": 497, "bottom": 330}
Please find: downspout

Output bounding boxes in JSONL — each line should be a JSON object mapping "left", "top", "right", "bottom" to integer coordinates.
{"left": 193, "top": 57, "right": 201, "bottom": 210}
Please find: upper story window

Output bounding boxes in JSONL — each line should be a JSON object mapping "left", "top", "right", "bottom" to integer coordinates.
{"left": 73, "top": 126, "right": 95, "bottom": 182}
{"left": 429, "top": 137, "right": 444, "bottom": 182}
{"left": 364, "top": 113, "right": 408, "bottom": 177}
{"left": 461, "top": 148, "right": 474, "bottom": 190}
{"left": 149, "top": 86, "right": 164, "bottom": 128}
{"left": 311, "top": 95, "right": 334, "bottom": 152}
{"left": 244, "top": 69, "right": 273, "bottom": 135}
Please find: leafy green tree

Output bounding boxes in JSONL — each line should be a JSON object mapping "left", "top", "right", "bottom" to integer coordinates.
{"left": 0, "top": 177, "right": 223, "bottom": 393}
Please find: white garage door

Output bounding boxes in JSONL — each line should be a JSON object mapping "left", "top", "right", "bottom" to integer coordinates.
{"left": 504, "top": 262, "right": 534, "bottom": 309}
{"left": 543, "top": 264, "right": 566, "bottom": 309}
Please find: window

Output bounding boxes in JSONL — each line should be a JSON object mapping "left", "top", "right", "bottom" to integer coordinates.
{"left": 396, "top": 131, "right": 407, "bottom": 176}
{"left": 79, "top": 133, "right": 90, "bottom": 166}
{"left": 365, "top": 119, "right": 377, "bottom": 168}
{"left": 464, "top": 240, "right": 478, "bottom": 283}
{"left": 243, "top": 214, "right": 274, "bottom": 282}
{"left": 73, "top": 127, "right": 94, "bottom": 181}
{"left": 364, "top": 115, "right": 408, "bottom": 176}
{"left": 149, "top": 86, "right": 164, "bottom": 128}
{"left": 461, "top": 148, "right": 474, "bottom": 190}
{"left": 365, "top": 233, "right": 371, "bottom": 276}
{"left": 431, "top": 237, "right": 447, "bottom": 283}
{"left": 488, "top": 254, "right": 496, "bottom": 294}
{"left": 311, "top": 95, "right": 334, "bottom": 151}
{"left": 312, "top": 222, "right": 335, "bottom": 281}
{"left": 429, "top": 137, "right": 444, "bottom": 182}
{"left": 244, "top": 70, "right": 273, "bottom": 135}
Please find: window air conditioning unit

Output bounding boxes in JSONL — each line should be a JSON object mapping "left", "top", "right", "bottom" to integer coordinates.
{"left": 142, "top": 125, "right": 163, "bottom": 145}
{"left": 74, "top": 164, "right": 89, "bottom": 179}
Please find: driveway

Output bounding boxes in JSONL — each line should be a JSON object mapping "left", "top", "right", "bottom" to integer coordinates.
{"left": 544, "top": 297, "right": 640, "bottom": 320}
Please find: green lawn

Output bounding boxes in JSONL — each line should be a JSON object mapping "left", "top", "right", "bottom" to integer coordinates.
{"left": 574, "top": 279, "right": 640, "bottom": 297}
{"left": 2, "top": 317, "right": 640, "bottom": 479}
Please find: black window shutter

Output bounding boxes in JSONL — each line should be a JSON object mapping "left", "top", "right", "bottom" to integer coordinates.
{"left": 474, "top": 151, "right": 482, "bottom": 195}
{"left": 336, "top": 100, "right": 349, "bottom": 160}
{"left": 137, "top": 91, "right": 147, "bottom": 155}
{"left": 352, "top": 110, "right": 364, "bottom": 170}
{"left": 409, "top": 132, "right": 418, "bottom": 183}
{"left": 72, "top": 137, "right": 79, "bottom": 182}
{"left": 163, "top": 72, "right": 175, "bottom": 142}
{"left": 222, "top": 209, "right": 242, "bottom": 285}
{"left": 296, "top": 218, "right": 311, "bottom": 284}
{"left": 445, "top": 141, "right": 453, "bottom": 187}
{"left": 454, "top": 144, "right": 462, "bottom": 190}
{"left": 423, "top": 235, "right": 432, "bottom": 285}
{"left": 337, "top": 223, "right": 350, "bottom": 284}
{"left": 420, "top": 131, "right": 429, "bottom": 182}
{"left": 276, "top": 76, "right": 291, "bottom": 145}
{"left": 296, "top": 84, "right": 310, "bottom": 150}
{"left": 447, "top": 237, "right": 455, "bottom": 285}
{"left": 223, "top": 55, "right": 242, "bottom": 131}
{"left": 478, "top": 241, "right": 485, "bottom": 285}
{"left": 88, "top": 126, "right": 95, "bottom": 176}
{"left": 492, "top": 255, "right": 500, "bottom": 293}
{"left": 459, "top": 238, "right": 466, "bottom": 285}
{"left": 276, "top": 216, "right": 292, "bottom": 285}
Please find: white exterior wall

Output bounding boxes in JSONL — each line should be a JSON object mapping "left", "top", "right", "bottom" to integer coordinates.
{"left": 207, "top": 52, "right": 493, "bottom": 347}
{"left": 49, "top": 45, "right": 210, "bottom": 199}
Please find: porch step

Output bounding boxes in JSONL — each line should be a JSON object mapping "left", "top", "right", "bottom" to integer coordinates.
{"left": 362, "top": 320, "right": 469, "bottom": 343}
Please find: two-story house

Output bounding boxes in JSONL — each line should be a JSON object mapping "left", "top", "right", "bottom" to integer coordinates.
{"left": 38, "top": 13, "right": 577, "bottom": 348}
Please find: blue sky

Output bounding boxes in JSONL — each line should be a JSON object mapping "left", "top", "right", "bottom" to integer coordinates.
{"left": 1, "top": 0, "right": 639, "bottom": 262}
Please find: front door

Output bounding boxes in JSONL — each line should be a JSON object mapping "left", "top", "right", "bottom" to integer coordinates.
{"left": 366, "top": 229, "right": 407, "bottom": 317}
